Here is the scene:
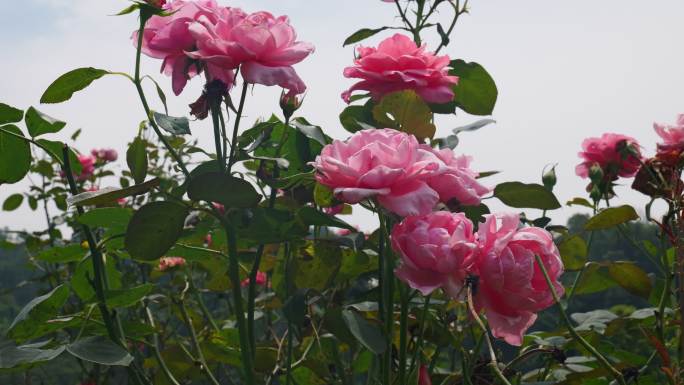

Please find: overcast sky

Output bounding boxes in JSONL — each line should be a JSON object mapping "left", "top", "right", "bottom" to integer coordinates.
{"left": 2, "top": 0, "right": 683, "bottom": 231}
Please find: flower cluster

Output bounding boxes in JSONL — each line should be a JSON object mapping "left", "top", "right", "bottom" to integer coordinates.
{"left": 392, "top": 211, "right": 564, "bottom": 346}
{"left": 158, "top": 256, "right": 187, "bottom": 271}
{"left": 135, "top": 0, "right": 314, "bottom": 96}
{"left": 312, "top": 128, "right": 489, "bottom": 217}
{"left": 342, "top": 34, "right": 458, "bottom": 104}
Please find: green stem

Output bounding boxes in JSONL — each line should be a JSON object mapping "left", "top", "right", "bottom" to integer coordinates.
{"left": 565, "top": 231, "right": 594, "bottom": 305}
{"left": 408, "top": 294, "right": 431, "bottom": 376}
{"left": 284, "top": 243, "right": 294, "bottom": 385}
{"left": 434, "top": 0, "right": 467, "bottom": 54}
{"left": 378, "top": 211, "right": 394, "bottom": 385}
{"left": 224, "top": 222, "right": 255, "bottom": 385}
{"left": 210, "top": 98, "right": 225, "bottom": 173}
{"left": 533, "top": 254, "right": 627, "bottom": 385}
{"left": 177, "top": 296, "right": 220, "bottom": 385}
{"left": 144, "top": 305, "right": 181, "bottom": 385}
{"left": 398, "top": 285, "right": 409, "bottom": 385}
{"left": 133, "top": 13, "right": 189, "bottom": 178}
{"left": 228, "top": 82, "right": 249, "bottom": 171}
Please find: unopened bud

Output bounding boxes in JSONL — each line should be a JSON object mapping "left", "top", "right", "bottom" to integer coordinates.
{"left": 542, "top": 165, "right": 557, "bottom": 191}
{"left": 280, "top": 90, "right": 303, "bottom": 121}
{"left": 588, "top": 163, "right": 604, "bottom": 185}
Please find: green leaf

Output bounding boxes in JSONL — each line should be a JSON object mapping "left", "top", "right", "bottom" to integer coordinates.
{"left": 372, "top": 90, "right": 436, "bottom": 140}
{"left": 608, "top": 261, "right": 652, "bottom": 299}
{"left": 493, "top": 182, "right": 561, "bottom": 210}
{"left": 574, "top": 262, "right": 617, "bottom": 295}
{"left": 283, "top": 289, "right": 308, "bottom": 326}
{"left": 297, "top": 206, "right": 355, "bottom": 231}
{"left": 584, "top": 205, "right": 639, "bottom": 230}
{"left": 0, "top": 125, "right": 31, "bottom": 184}
{"left": 0, "top": 342, "right": 65, "bottom": 369}
{"left": 3, "top": 194, "right": 23, "bottom": 211}
{"left": 343, "top": 27, "right": 389, "bottom": 46}
{"left": 105, "top": 284, "right": 154, "bottom": 308}
{"left": 341, "top": 309, "right": 386, "bottom": 354}
{"left": 290, "top": 118, "right": 328, "bottom": 146}
{"left": 558, "top": 235, "right": 587, "bottom": 270}
{"left": 35, "top": 244, "right": 84, "bottom": 263}
{"left": 8, "top": 285, "right": 70, "bottom": 341}
{"left": 567, "top": 197, "right": 594, "bottom": 209}
{"left": 126, "top": 137, "right": 148, "bottom": 184}
{"left": 25, "top": 107, "right": 66, "bottom": 137}
{"left": 153, "top": 112, "right": 191, "bottom": 135}
{"left": 234, "top": 208, "right": 308, "bottom": 244}
{"left": 66, "top": 178, "right": 160, "bottom": 207}
{"left": 187, "top": 172, "right": 261, "bottom": 208}
{"left": 33, "top": 139, "right": 82, "bottom": 173}
{"left": 313, "top": 183, "right": 335, "bottom": 207}
{"left": 125, "top": 201, "right": 188, "bottom": 261}
{"left": 71, "top": 257, "right": 121, "bottom": 301}
{"left": 292, "top": 241, "right": 342, "bottom": 291}
{"left": 78, "top": 207, "right": 133, "bottom": 229}
{"left": 339, "top": 104, "right": 376, "bottom": 133}
{"left": 66, "top": 336, "right": 133, "bottom": 366}
{"left": 40, "top": 67, "right": 110, "bottom": 104}
{"left": 449, "top": 60, "right": 498, "bottom": 116}
{"left": 0, "top": 103, "right": 23, "bottom": 124}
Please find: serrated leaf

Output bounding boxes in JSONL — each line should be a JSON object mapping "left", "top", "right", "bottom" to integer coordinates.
{"left": 372, "top": 90, "right": 436, "bottom": 140}
{"left": 66, "top": 178, "right": 160, "bottom": 207}
{"left": 0, "top": 103, "right": 23, "bottom": 124}
{"left": 343, "top": 27, "right": 389, "bottom": 46}
{"left": 494, "top": 182, "right": 561, "bottom": 210}
{"left": 584, "top": 205, "right": 639, "bottom": 230}
{"left": 153, "top": 112, "right": 191, "bottom": 135}
{"left": 40, "top": 67, "right": 109, "bottom": 104}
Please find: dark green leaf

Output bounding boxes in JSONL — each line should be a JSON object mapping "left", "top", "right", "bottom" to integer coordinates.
{"left": 283, "top": 289, "right": 308, "bottom": 326}
{"left": 153, "top": 112, "right": 191, "bottom": 135}
{"left": 567, "top": 197, "right": 594, "bottom": 209}
{"left": 234, "top": 208, "right": 308, "bottom": 244}
{"left": 40, "top": 67, "right": 110, "bottom": 104}
{"left": 8, "top": 285, "right": 70, "bottom": 341}
{"left": 339, "top": 104, "right": 376, "bottom": 133}
{"left": 494, "top": 182, "right": 561, "bottom": 210}
{"left": 3, "top": 194, "right": 23, "bottom": 211}
{"left": 343, "top": 27, "right": 389, "bottom": 46}
{"left": 341, "top": 309, "right": 386, "bottom": 354}
{"left": 71, "top": 257, "right": 121, "bottom": 301}
{"left": 0, "top": 103, "right": 23, "bottom": 124}
{"left": 558, "top": 235, "right": 587, "bottom": 270}
{"left": 125, "top": 201, "right": 188, "bottom": 261}
{"left": 126, "top": 137, "right": 148, "bottom": 184}
{"left": 25, "top": 107, "right": 66, "bottom": 137}
{"left": 78, "top": 207, "right": 133, "bottom": 229}
{"left": 105, "top": 284, "right": 154, "bottom": 308}
{"left": 35, "top": 244, "right": 84, "bottom": 263}
{"left": 297, "top": 206, "right": 355, "bottom": 231}
{"left": 291, "top": 118, "right": 328, "bottom": 145}
{"left": 188, "top": 172, "right": 261, "bottom": 208}
{"left": 66, "top": 336, "right": 133, "bottom": 366}
{"left": 33, "top": 139, "right": 82, "bottom": 173}
{"left": 584, "top": 205, "right": 639, "bottom": 230}
{"left": 66, "top": 178, "right": 160, "bottom": 207}
{"left": 608, "top": 261, "right": 652, "bottom": 299}
{"left": 0, "top": 125, "right": 31, "bottom": 184}
{"left": 449, "top": 60, "right": 498, "bottom": 115}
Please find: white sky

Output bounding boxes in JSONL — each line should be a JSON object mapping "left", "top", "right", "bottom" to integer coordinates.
{"left": 1, "top": 0, "right": 684, "bottom": 231}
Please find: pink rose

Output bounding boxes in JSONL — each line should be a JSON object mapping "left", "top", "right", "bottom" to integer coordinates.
{"left": 341, "top": 34, "right": 458, "bottom": 104}
{"left": 392, "top": 211, "right": 477, "bottom": 297}
{"left": 472, "top": 213, "right": 564, "bottom": 346}
{"left": 134, "top": 0, "right": 234, "bottom": 95}
{"left": 312, "top": 128, "right": 445, "bottom": 217}
{"left": 427, "top": 149, "right": 490, "bottom": 206}
{"left": 159, "top": 256, "right": 186, "bottom": 271}
{"left": 188, "top": 8, "right": 314, "bottom": 95}
{"left": 91, "top": 148, "right": 118, "bottom": 162}
{"left": 77, "top": 154, "right": 96, "bottom": 181}
{"left": 575, "top": 133, "right": 642, "bottom": 180}
{"left": 654, "top": 114, "right": 684, "bottom": 153}
{"left": 241, "top": 270, "right": 268, "bottom": 287}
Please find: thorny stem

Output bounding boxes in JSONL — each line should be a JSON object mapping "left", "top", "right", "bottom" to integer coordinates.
{"left": 533, "top": 254, "right": 627, "bottom": 385}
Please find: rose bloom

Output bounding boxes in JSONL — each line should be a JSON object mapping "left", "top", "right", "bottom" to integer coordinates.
{"left": 159, "top": 256, "right": 186, "bottom": 271}
{"left": 654, "top": 114, "right": 684, "bottom": 153}
{"left": 392, "top": 211, "right": 477, "bottom": 297}
{"left": 575, "top": 133, "right": 642, "bottom": 180}
{"left": 188, "top": 8, "right": 314, "bottom": 95}
{"left": 241, "top": 270, "right": 268, "bottom": 287}
{"left": 77, "top": 154, "right": 96, "bottom": 181}
{"left": 91, "top": 148, "right": 118, "bottom": 162}
{"left": 134, "top": 0, "right": 234, "bottom": 95}
{"left": 471, "top": 213, "right": 564, "bottom": 346}
{"left": 312, "top": 128, "right": 446, "bottom": 217}
{"left": 341, "top": 34, "right": 458, "bottom": 104}
{"left": 427, "top": 149, "right": 490, "bottom": 206}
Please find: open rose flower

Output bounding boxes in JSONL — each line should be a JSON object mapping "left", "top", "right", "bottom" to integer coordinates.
{"left": 472, "top": 213, "right": 564, "bottom": 346}
{"left": 341, "top": 34, "right": 458, "bottom": 104}
{"left": 392, "top": 211, "right": 477, "bottom": 297}
{"left": 654, "top": 114, "right": 684, "bottom": 153}
{"left": 134, "top": 0, "right": 234, "bottom": 95}
{"left": 188, "top": 8, "right": 314, "bottom": 95}
{"left": 159, "top": 256, "right": 186, "bottom": 271}
{"left": 575, "top": 133, "right": 642, "bottom": 180}
{"left": 91, "top": 148, "right": 118, "bottom": 162}
{"left": 427, "top": 149, "right": 490, "bottom": 206}
{"left": 77, "top": 154, "right": 96, "bottom": 181}
{"left": 312, "top": 128, "right": 445, "bottom": 217}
